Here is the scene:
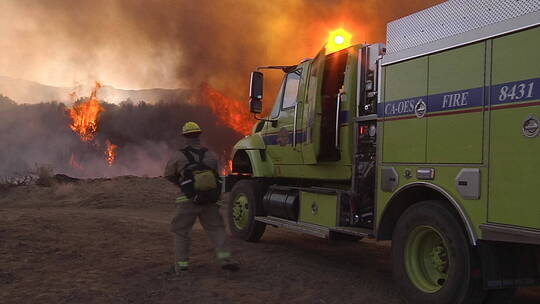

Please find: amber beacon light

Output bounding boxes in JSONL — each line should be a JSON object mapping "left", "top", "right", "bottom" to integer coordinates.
{"left": 326, "top": 28, "right": 352, "bottom": 53}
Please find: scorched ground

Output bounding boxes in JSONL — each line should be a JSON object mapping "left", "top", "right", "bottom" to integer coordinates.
{"left": 0, "top": 177, "right": 538, "bottom": 304}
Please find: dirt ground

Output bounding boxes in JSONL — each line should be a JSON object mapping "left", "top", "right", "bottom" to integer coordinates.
{"left": 1, "top": 176, "right": 539, "bottom": 304}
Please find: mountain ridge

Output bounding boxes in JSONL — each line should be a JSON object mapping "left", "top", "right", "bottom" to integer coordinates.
{"left": 0, "top": 75, "right": 190, "bottom": 104}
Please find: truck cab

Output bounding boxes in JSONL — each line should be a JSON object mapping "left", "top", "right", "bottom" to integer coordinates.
{"left": 232, "top": 43, "right": 384, "bottom": 184}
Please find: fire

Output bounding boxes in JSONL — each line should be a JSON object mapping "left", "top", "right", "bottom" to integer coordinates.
{"left": 105, "top": 140, "right": 118, "bottom": 167}
{"left": 220, "top": 159, "right": 233, "bottom": 176}
{"left": 70, "top": 153, "right": 84, "bottom": 170}
{"left": 68, "top": 82, "right": 104, "bottom": 142}
{"left": 67, "top": 82, "right": 119, "bottom": 168}
{"left": 199, "top": 83, "right": 255, "bottom": 136}
{"left": 326, "top": 28, "right": 352, "bottom": 53}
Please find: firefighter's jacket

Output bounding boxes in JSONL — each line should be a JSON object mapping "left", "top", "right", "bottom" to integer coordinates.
{"left": 164, "top": 138, "right": 219, "bottom": 187}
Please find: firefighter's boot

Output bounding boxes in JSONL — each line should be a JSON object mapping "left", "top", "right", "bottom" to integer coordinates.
{"left": 175, "top": 261, "right": 189, "bottom": 274}
{"left": 220, "top": 257, "right": 240, "bottom": 272}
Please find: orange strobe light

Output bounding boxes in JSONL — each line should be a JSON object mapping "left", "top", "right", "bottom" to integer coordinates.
{"left": 327, "top": 28, "right": 352, "bottom": 53}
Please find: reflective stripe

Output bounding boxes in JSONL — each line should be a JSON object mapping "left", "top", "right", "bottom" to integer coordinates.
{"left": 176, "top": 261, "right": 189, "bottom": 267}
{"left": 180, "top": 180, "right": 193, "bottom": 186}
{"left": 217, "top": 251, "right": 231, "bottom": 259}
{"left": 175, "top": 195, "right": 190, "bottom": 204}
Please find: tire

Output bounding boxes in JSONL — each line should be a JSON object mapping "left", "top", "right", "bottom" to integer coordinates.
{"left": 392, "top": 201, "right": 485, "bottom": 304}
{"left": 227, "top": 179, "right": 266, "bottom": 242}
{"left": 483, "top": 289, "right": 516, "bottom": 304}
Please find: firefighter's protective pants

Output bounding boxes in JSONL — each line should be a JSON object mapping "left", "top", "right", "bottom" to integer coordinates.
{"left": 170, "top": 200, "right": 230, "bottom": 263}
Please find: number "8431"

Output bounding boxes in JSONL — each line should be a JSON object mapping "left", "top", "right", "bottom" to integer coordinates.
{"left": 499, "top": 82, "right": 534, "bottom": 102}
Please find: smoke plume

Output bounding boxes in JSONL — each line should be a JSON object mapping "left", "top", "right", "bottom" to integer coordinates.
{"left": 0, "top": 0, "right": 445, "bottom": 178}
{"left": 0, "top": 0, "right": 444, "bottom": 95}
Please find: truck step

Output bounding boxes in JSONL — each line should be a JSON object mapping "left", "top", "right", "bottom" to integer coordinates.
{"left": 330, "top": 226, "right": 374, "bottom": 238}
{"left": 255, "top": 216, "right": 329, "bottom": 238}
{"left": 255, "top": 217, "right": 376, "bottom": 239}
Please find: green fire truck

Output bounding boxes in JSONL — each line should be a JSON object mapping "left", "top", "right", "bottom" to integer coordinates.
{"left": 224, "top": 1, "right": 540, "bottom": 303}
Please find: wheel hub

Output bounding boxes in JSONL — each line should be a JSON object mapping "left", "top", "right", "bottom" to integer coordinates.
{"left": 430, "top": 245, "right": 448, "bottom": 273}
{"left": 404, "top": 226, "right": 450, "bottom": 293}
{"left": 232, "top": 194, "right": 250, "bottom": 230}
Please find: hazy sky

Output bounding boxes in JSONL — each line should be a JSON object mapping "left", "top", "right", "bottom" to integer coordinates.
{"left": 0, "top": 0, "right": 443, "bottom": 94}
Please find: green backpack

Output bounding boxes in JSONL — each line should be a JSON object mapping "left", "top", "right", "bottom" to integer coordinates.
{"left": 179, "top": 146, "right": 220, "bottom": 204}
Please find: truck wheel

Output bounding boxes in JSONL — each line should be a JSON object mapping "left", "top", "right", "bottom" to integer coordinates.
{"left": 228, "top": 180, "right": 266, "bottom": 242}
{"left": 392, "top": 201, "right": 485, "bottom": 304}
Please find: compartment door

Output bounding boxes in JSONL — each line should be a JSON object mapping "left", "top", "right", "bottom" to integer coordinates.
{"left": 426, "top": 42, "right": 485, "bottom": 164}
{"left": 299, "top": 192, "right": 338, "bottom": 227}
{"left": 489, "top": 27, "right": 540, "bottom": 229}
{"left": 382, "top": 57, "right": 428, "bottom": 163}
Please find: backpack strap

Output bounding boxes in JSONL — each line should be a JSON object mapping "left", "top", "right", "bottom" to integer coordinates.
{"left": 180, "top": 146, "right": 209, "bottom": 169}
{"left": 185, "top": 146, "right": 208, "bottom": 164}
{"left": 180, "top": 148, "right": 197, "bottom": 166}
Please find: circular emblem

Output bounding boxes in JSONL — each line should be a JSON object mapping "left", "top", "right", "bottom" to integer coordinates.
{"left": 522, "top": 115, "right": 539, "bottom": 138}
{"left": 276, "top": 127, "right": 290, "bottom": 146}
{"left": 311, "top": 202, "right": 318, "bottom": 215}
{"left": 415, "top": 100, "right": 426, "bottom": 118}
{"left": 404, "top": 168, "right": 412, "bottom": 179}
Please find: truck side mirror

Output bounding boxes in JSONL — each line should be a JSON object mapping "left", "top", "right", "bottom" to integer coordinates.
{"left": 249, "top": 71, "right": 264, "bottom": 114}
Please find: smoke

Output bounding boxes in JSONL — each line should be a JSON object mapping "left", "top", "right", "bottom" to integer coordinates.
{"left": 0, "top": 95, "right": 242, "bottom": 178}
{"left": 0, "top": 0, "right": 445, "bottom": 178}
{"left": 0, "top": 0, "right": 444, "bottom": 96}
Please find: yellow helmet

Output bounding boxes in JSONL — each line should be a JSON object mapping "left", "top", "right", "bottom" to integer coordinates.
{"left": 182, "top": 121, "right": 202, "bottom": 135}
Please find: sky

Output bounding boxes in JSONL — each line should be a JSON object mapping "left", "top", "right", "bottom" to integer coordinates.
{"left": 0, "top": 0, "right": 444, "bottom": 96}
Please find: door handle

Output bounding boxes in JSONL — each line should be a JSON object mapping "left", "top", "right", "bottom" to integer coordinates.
{"left": 335, "top": 92, "right": 344, "bottom": 150}
{"left": 293, "top": 103, "right": 298, "bottom": 147}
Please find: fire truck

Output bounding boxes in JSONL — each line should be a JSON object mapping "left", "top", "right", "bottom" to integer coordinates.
{"left": 224, "top": 1, "right": 540, "bottom": 303}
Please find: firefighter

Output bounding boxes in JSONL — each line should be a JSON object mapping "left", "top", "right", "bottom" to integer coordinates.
{"left": 164, "top": 121, "right": 239, "bottom": 274}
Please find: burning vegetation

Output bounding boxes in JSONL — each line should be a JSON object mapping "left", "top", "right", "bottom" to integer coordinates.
{"left": 199, "top": 83, "right": 255, "bottom": 136}
{"left": 68, "top": 82, "right": 104, "bottom": 142}
{"left": 105, "top": 140, "right": 118, "bottom": 167}
{"left": 67, "top": 82, "right": 118, "bottom": 167}
{"left": 0, "top": 89, "right": 244, "bottom": 178}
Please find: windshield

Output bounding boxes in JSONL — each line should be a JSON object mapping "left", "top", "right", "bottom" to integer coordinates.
{"left": 270, "top": 78, "right": 285, "bottom": 119}
{"left": 270, "top": 70, "right": 302, "bottom": 118}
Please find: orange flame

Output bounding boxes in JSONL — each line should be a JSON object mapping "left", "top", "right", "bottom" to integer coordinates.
{"left": 220, "top": 159, "right": 233, "bottom": 176}
{"left": 199, "top": 83, "right": 255, "bottom": 136}
{"left": 70, "top": 153, "right": 84, "bottom": 170}
{"left": 326, "top": 28, "right": 352, "bottom": 53}
{"left": 68, "top": 82, "right": 104, "bottom": 142}
{"left": 67, "top": 82, "right": 120, "bottom": 168}
{"left": 105, "top": 140, "right": 117, "bottom": 167}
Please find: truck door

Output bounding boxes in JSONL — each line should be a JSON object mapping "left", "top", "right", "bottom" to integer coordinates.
{"left": 302, "top": 49, "right": 325, "bottom": 164}
{"left": 302, "top": 48, "right": 349, "bottom": 164}
{"left": 263, "top": 68, "right": 305, "bottom": 165}
{"left": 488, "top": 26, "right": 540, "bottom": 230}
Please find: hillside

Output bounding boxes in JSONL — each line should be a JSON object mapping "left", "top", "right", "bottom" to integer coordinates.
{"left": 0, "top": 75, "right": 190, "bottom": 104}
